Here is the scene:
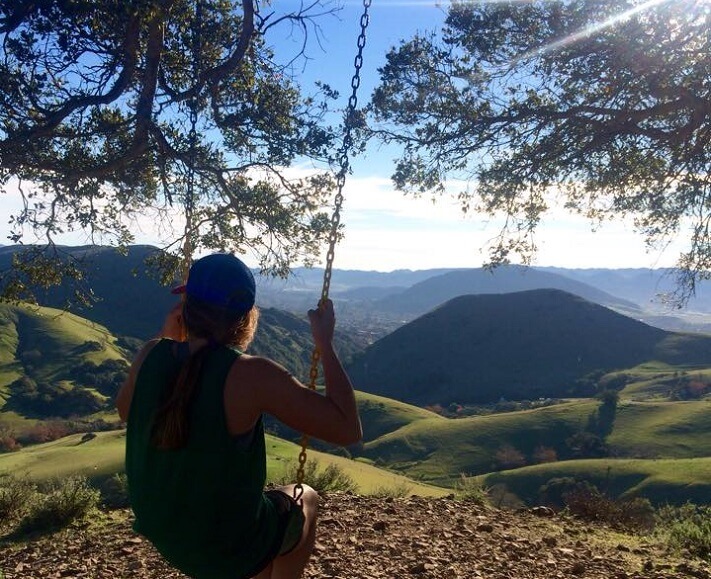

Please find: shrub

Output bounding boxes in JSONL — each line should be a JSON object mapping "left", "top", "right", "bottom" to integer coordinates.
{"left": 563, "top": 484, "right": 654, "bottom": 531}
{"left": 656, "top": 503, "right": 711, "bottom": 559}
{"left": 539, "top": 477, "right": 580, "bottom": 509}
{"left": 275, "top": 459, "right": 358, "bottom": 493}
{"left": 0, "top": 474, "right": 38, "bottom": 523}
{"left": 371, "top": 481, "right": 412, "bottom": 498}
{"left": 494, "top": 444, "right": 526, "bottom": 470}
{"left": 19, "top": 421, "right": 71, "bottom": 445}
{"left": 0, "top": 428, "right": 21, "bottom": 453}
{"left": 454, "top": 474, "right": 489, "bottom": 505}
{"left": 488, "top": 483, "right": 524, "bottom": 510}
{"left": 19, "top": 476, "right": 100, "bottom": 534}
{"left": 100, "top": 473, "right": 130, "bottom": 509}
{"left": 532, "top": 445, "right": 558, "bottom": 464}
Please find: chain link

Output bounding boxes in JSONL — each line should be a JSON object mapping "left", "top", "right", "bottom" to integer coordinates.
{"left": 294, "top": 0, "right": 371, "bottom": 499}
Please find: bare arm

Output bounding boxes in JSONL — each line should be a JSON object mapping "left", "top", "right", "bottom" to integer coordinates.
{"left": 225, "top": 300, "right": 362, "bottom": 446}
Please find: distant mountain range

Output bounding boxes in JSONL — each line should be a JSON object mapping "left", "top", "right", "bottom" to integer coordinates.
{"left": 3, "top": 243, "right": 711, "bottom": 365}
{"left": 370, "top": 266, "right": 640, "bottom": 316}
{"left": 346, "top": 288, "right": 711, "bottom": 406}
{"left": 3, "top": 243, "right": 711, "bottom": 317}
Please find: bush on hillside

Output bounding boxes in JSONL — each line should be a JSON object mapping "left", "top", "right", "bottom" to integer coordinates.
{"left": 539, "top": 477, "right": 582, "bottom": 509}
{"left": 274, "top": 459, "right": 358, "bottom": 494}
{"left": 494, "top": 444, "right": 526, "bottom": 470}
{"left": 563, "top": 484, "right": 654, "bottom": 531}
{"left": 67, "top": 358, "right": 129, "bottom": 398}
{"left": 669, "top": 374, "right": 710, "bottom": 401}
{"left": 371, "top": 481, "right": 412, "bottom": 498}
{"left": 17, "top": 421, "right": 71, "bottom": 445}
{"left": 454, "top": 475, "right": 489, "bottom": 505}
{"left": 565, "top": 431, "right": 608, "bottom": 459}
{"left": 0, "top": 428, "right": 21, "bottom": 453}
{"left": 9, "top": 379, "right": 104, "bottom": 418}
{"left": 116, "top": 335, "right": 144, "bottom": 357}
{"left": 0, "top": 474, "right": 38, "bottom": 523}
{"left": 99, "top": 473, "right": 130, "bottom": 509}
{"left": 488, "top": 483, "right": 525, "bottom": 510}
{"left": 532, "top": 445, "right": 558, "bottom": 464}
{"left": 656, "top": 503, "right": 711, "bottom": 559}
{"left": 18, "top": 476, "right": 100, "bottom": 535}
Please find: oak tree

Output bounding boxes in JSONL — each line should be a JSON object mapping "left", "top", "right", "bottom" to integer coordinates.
{"left": 371, "top": 0, "right": 711, "bottom": 302}
{"left": 0, "top": 0, "right": 342, "bottom": 297}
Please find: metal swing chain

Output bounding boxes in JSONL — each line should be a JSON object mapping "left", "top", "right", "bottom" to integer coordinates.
{"left": 294, "top": 0, "right": 372, "bottom": 500}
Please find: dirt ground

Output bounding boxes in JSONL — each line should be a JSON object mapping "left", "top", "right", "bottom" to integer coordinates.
{"left": 1, "top": 493, "right": 709, "bottom": 579}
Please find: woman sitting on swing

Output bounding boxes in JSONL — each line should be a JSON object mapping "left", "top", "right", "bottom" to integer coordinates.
{"left": 116, "top": 253, "right": 362, "bottom": 579}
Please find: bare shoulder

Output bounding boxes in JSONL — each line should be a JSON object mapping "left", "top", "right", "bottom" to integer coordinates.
{"left": 229, "top": 353, "right": 292, "bottom": 383}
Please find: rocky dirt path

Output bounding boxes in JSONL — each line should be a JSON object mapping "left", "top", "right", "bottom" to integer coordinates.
{"left": 1, "top": 493, "right": 709, "bottom": 579}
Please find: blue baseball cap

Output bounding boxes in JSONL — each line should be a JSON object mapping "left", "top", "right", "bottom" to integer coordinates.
{"left": 172, "top": 254, "right": 256, "bottom": 313}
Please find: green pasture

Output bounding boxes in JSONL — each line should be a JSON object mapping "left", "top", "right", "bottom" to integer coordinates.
{"left": 362, "top": 400, "right": 597, "bottom": 485}
{"left": 620, "top": 362, "right": 711, "bottom": 400}
{"left": 609, "top": 400, "right": 711, "bottom": 457}
{"left": 361, "top": 397, "right": 711, "bottom": 486}
{"left": 0, "top": 430, "right": 448, "bottom": 497}
{"left": 476, "top": 457, "right": 711, "bottom": 506}
{"left": 0, "top": 303, "right": 128, "bottom": 413}
{"left": 355, "top": 390, "right": 442, "bottom": 442}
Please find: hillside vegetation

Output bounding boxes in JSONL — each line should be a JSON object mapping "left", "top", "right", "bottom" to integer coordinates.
{"left": 347, "top": 289, "right": 711, "bottom": 406}
{"left": 359, "top": 398, "right": 711, "bottom": 485}
{"left": 0, "top": 303, "right": 128, "bottom": 422}
{"left": 0, "top": 430, "right": 447, "bottom": 497}
{"left": 477, "top": 457, "right": 711, "bottom": 507}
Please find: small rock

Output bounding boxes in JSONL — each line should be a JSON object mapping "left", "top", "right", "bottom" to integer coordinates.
{"left": 373, "top": 520, "right": 388, "bottom": 532}
{"left": 570, "top": 561, "right": 587, "bottom": 575}
{"left": 530, "top": 506, "right": 555, "bottom": 517}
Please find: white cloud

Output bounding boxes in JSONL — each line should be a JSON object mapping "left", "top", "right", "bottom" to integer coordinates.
{"left": 0, "top": 171, "right": 687, "bottom": 272}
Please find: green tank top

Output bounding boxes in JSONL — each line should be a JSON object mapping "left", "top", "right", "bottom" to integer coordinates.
{"left": 125, "top": 339, "right": 280, "bottom": 578}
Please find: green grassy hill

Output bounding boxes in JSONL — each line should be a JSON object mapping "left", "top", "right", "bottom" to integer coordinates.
{"left": 355, "top": 390, "right": 443, "bottom": 442}
{"left": 347, "top": 289, "right": 711, "bottom": 406}
{"left": 359, "top": 398, "right": 711, "bottom": 486}
{"left": 476, "top": 457, "right": 711, "bottom": 506}
{"left": 0, "top": 430, "right": 448, "bottom": 497}
{"left": 0, "top": 300, "right": 360, "bottom": 424}
{"left": 0, "top": 303, "right": 128, "bottom": 423}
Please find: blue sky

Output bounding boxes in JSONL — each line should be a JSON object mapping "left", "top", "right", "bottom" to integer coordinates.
{"left": 268, "top": 1, "right": 686, "bottom": 271}
{"left": 0, "top": 1, "right": 688, "bottom": 272}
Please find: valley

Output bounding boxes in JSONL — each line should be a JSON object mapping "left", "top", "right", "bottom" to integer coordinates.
{"left": 0, "top": 244, "right": 710, "bottom": 512}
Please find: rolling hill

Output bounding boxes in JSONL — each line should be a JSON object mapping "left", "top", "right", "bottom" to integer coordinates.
{"left": 347, "top": 289, "right": 711, "bottom": 406}
{"left": 0, "top": 302, "right": 129, "bottom": 421}
{"left": 0, "top": 245, "right": 361, "bottom": 372}
{"left": 0, "top": 301, "right": 360, "bottom": 424}
{"left": 358, "top": 398, "right": 711, "bottom": 484}
{"left": 477, "top": 456, "right": 711, "bottom": 507}
{"left": 0, "top": 430, "right": 447, "bottom": 497}
{"left": 373, "top": 265, "right": 642, "bottom": 317}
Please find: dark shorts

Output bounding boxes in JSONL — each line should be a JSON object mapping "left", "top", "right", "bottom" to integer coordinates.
{"left": 245, "top": 490, "right": 306, "bottom": 577}
{"left": 265, "top": 489, "right": 306, "bottom": 556}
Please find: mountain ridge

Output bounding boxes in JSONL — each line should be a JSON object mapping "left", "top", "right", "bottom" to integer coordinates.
{"left": 347, "top": 288, "right": 711, "bottom": 406}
